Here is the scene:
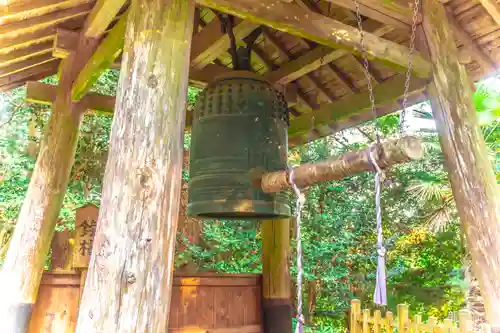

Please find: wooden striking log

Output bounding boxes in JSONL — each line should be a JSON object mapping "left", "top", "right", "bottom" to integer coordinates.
{"left": 75, "top": 0, "right": 195, "bottom": 331}
{"left": 421, "top": 0, "right": 500, "bottom": 327}
{"left": 262, "top": 219, "right": 292, "bottom": 333}
{"left": 261, "top": 136, "right": 423, "bottom": 193}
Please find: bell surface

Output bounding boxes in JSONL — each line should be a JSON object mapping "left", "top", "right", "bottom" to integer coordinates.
{"left": 188, "top": 72, "right": 291, "bottom": 220}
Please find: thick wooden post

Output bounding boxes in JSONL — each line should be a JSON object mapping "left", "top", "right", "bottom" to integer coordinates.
{"left": 420, "top": 0, "right": 500, "bottom": 327}
{"left": 262, "top": 219, "right": 292, "bottom": 333}
{"left": 75, "top": 0, "right": 194, "bottom": 332}
{"left": 0, "top": 56, "right": 86, "bottom": 332}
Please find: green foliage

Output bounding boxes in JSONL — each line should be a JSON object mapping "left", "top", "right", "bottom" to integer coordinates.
{"left": 0, "top": 68, "right": 498, "bottom": 331}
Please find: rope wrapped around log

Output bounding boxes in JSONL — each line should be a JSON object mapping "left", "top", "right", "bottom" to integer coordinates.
{"left": 260, "top": 136, "right": 424, "bottom": 193}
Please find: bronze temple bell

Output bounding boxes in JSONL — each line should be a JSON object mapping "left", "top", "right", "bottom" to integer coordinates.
{"left": 187, "top": 72, "right": 292, "bottom": 219}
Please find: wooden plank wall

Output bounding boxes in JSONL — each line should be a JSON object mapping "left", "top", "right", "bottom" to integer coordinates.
{"left": 28, "top": 272, "right": 263, "bottom": 333}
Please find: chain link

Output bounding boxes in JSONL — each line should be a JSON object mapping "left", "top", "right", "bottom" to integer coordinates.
{"left": 353, "top": 2, "right": 380, "bottom": 144}
{"left": 400, "top": 0, "right": 421, "bottom": 135}
{"left": 353, "top": 0, "right": 420, "bottom": 136}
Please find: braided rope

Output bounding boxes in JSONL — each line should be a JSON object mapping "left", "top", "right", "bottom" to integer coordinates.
{"left": 290, "top": 167, "right": 306, "bottom": 333}
{"left": 369, "top": 150, "right": 387, "bottom": 305}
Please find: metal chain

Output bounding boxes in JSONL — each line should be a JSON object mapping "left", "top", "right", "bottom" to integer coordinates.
{"left": 353, "top": 0, "right": 420, "bottom": 307}
{"left": 400, "top": 0, "right": 421, "bottom": 135}
{"left": 353, "top": 1, "right": 380, "bottom": 144}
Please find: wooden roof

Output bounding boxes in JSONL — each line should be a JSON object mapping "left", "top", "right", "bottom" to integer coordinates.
{"left": 1, "top": 0, "right": 498, "bottom": 144}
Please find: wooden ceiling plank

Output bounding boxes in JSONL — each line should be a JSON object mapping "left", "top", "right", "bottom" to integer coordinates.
{"left": 0, "top": 0, "right": 93, "bottom": 25}
{"left": 0, "top": 3, "right": 93, "bottom": 40}
{"left": 195, "top": 0, "right": 431, "bottom": 78}
{"left": 476, "top": 0, "right": 500, "bottom": 27}
{"left": 321, "top": 0, "right": 418, "bottom": 30}
{"left": 262, "top": 29, "right": 337, "bottom": 102}
{"left": 0, "top": 54, "right": 56, "bottom": 78}
{"left": 191, "top": 17, "right": 259, "bottom": 70}
{"left": 288, "top": 92, "right": 426, "bottom": 146}
{"left": 0, "top": 60, "right": 59, "bottom": 88}
{"left": 445, "top": 8, "right": 496, "bottom": 74}
{"left": 288, "top": 74, "right": 427, "bottom": 138}
{"left": 327, "top": 62, "right": 360, "bottom": 94}
{"left": 0, "top": 42, "right": 53, "bottom": 68}
{"left": 352, "top": 56, "right": 384, "bottom": 84}
{"left": 0, "top": 16, "right": 86, "bottom": 54}
{"left": 264, "top": 23, "right": 394, "bottom": 85}
{"left": 71, "top": 10, "right": 128, "bottom": 100}
{"left": 82, "top": 0, "right": 127, "bottom": 37}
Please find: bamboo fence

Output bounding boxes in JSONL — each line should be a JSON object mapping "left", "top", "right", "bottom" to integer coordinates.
{"left": 350, "top": 300, "right": 491, "bottom": 333}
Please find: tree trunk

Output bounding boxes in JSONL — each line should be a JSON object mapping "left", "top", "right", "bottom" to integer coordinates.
{"left": 421, "top": 0, "right": 500, "bottom": 327}
{"left": 262, "top": 219, "right": 292, "bottom": 333}
{"left": 0, "top": 60, "right": 85, "bottom": 332}
{"left": 75, "top": 0, "right": 194, "bottom": 332}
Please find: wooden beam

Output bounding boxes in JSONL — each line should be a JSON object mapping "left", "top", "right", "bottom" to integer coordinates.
{"left": 0, "top": 3, "right": 93, "bottom": 40}
{"left": 445, "top": 8, "right": 496, "bottom": 75}
{"left": 82, "top": 0, "right": 127, "bottom": 37}
{"left": 195, "top": 0, "right": 431, "bottom": 78}
{"left": 0, "top": 42, "right": 53, "bottom": 68}
{"left": 26, "top": 81, "right": 115, "bottom": 113}
{"left": 288, "top": 74, "right": 427, "bottom": 138}
{"left": 289, "top": 92, "right": 425, "bottom": 146}
{"left": 0, "top": 54, "right": 83, "bottom": 332}
{"left": 265, "top": 23, "right": 394, "bottom": 85}
{"left": 72, "top": 10, "right": 128, "bottom": 100}
{"left": 421, "top": 0, "right": 500, "bottom": 326}
{"left": 477, "top": 0, "right": 500, "bottom": 27}
{"left": 322, "top": 0, "right": 419, "bottom": 30}
{"left": 76, "top": 0, "right": 195, "bottom": 330}
{"left": 53, "top": 28, "right": 79, "bottom": 58}
{"left": 191, "top": 17, "right": 259, "bottom": 70}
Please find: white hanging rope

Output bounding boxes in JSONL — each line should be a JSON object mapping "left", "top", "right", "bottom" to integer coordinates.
{"left": 290, "top": 167, "right": 306, "bottom": 333}
{"left": 368, "top": 150, "right": 387, "bottom": 305}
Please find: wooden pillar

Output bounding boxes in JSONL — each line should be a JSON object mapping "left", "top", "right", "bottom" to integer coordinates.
{"left": 420, "top": 0, "right": 500, "bottom": 327}
{"left": 75, "top": 0, "right": 195, "bottom": 331}
{"left": 262, "top": 219, "right": 292, "bottom": 333}
{"left": 0, "top": 54, "right": 87, "bottom": 332}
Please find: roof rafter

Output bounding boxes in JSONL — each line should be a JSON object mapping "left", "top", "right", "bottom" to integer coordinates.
{"left": 195, "top": 0, "right": 431, "bottom": 78}
{"left": 288, "top": 74, "right": 427, "bottom": 138}
{"left": 0, "top": 54, "right": 55, "bottom": 78}
{"left": 264, "top": 22, "right": 394, "bottom": 85}
{"left": 0, "top": 60, "right": 59, "bottom": 90}
{"left": 445, "top": 7, "right": 496, "bottom": 75}
{"left": 476, "top": 0, "right": 500, "bottom": 27}
{"left": 322, "top": 0, "right": 419, "bottom": 31}
{"left": 0, "top": 42, "right": 53, "bottom": 69}
{"left": 190, "top": 16, "right": 259, "bottom": 70}
{"left": 0, "top": 0, "right": 93, "bottom": 25}
{"left": 0, "top": 3, "right": 93, "bottom": 40}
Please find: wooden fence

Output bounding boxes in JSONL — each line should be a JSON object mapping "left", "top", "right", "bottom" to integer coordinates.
{"left": 350, "top": 299, "right": 491, "bottom": 333}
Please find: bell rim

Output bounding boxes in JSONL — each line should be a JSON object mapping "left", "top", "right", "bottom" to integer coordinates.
{"left": 187, "top": 200, "right": 291, "bottom": 220}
